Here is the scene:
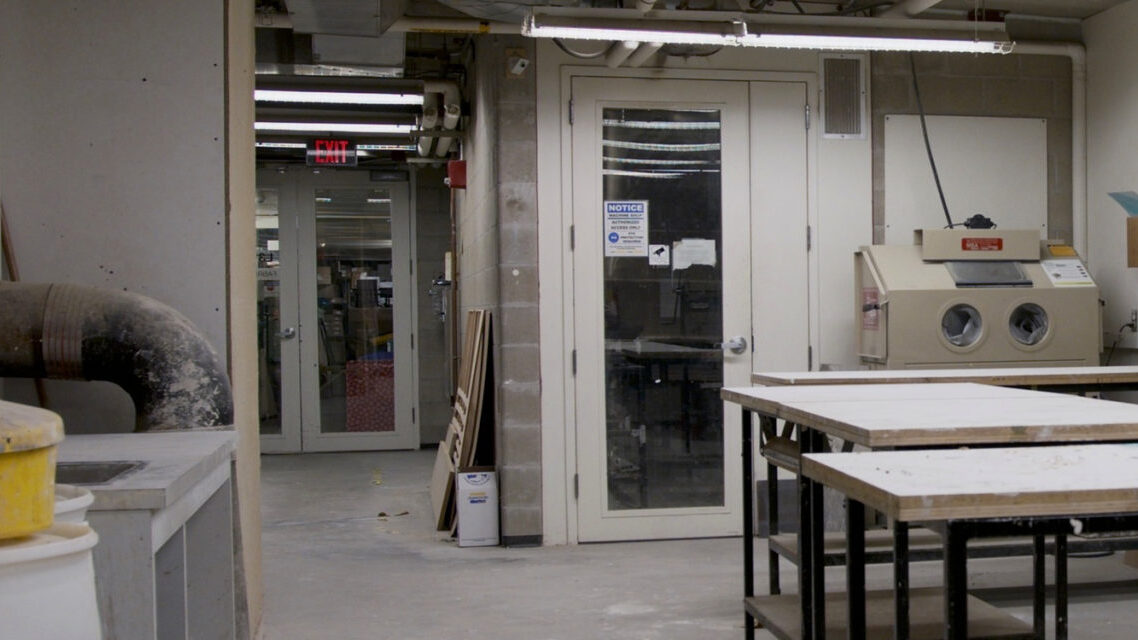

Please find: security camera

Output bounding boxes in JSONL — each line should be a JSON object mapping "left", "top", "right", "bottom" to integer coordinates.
{"left": 508, "top": 56, "right": 530, "bottom": 76}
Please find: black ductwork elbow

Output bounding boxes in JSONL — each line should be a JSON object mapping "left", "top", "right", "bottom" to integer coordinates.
{"left": 0, "top": 282, "right": 233, "bottom": 431}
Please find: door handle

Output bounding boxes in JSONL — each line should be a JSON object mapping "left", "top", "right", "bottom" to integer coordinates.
{"left": 719, "top": 336, "right": 748, "bottom": 355}
{"left": 278, "top": 327, "right": 297, "bottom": 340}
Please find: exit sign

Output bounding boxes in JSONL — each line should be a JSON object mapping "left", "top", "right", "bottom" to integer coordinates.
{"left": 306, "top": 139, "right": 357, "bottom": 167}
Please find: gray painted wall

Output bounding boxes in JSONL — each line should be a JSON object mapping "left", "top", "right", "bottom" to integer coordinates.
{"left": 459, "top": 35, "right": 542, "bottom": 543}
{"left": 415, "top": 166, "right": 454, "bottom": 444}
{"left": 871, "top": 52, "right": 1074, "bottom": 244}
{"left": 0, "top": 0, "right": 228, "bottom": 433}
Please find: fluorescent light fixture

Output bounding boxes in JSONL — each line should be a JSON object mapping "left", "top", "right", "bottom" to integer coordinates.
{"left": 357, "top": 144, "right": 418, "bottom": 151}
{"left": 524, "top": 14, "right": 756, "bottom": 46}
{"left": 756, "top": 33, "right": 1013, "bottom": 53}
{"left": 255, "top": 141, "right": 308, "bottom": 149}
{"left": 366, "top": 198, "right": 392, "bottom": 204}
{"left": 524, "top": 10, "right": 1013, "bottom": 54}
{"left": 254, "top": 122, "right": 415, "bottom": 134}
{"left": 254, "top": 89, "right": 423, "bottom": 106}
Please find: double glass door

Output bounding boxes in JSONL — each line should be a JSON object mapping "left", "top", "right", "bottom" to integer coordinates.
{"left": 257, "top": 167, "right": 416, "bottom": 453}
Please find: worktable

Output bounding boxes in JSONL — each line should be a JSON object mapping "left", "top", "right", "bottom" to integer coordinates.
{"left": 802, "top": 444, "right": 1138, "bottom": 640}
{"left": 721, "top": 383, "right": 1138, "bottom": 640}
{"left": 58, "top": 432, "right": 237, "bottom": 640}
{"left": 751, "top": 365, "right": 1138, "bottom": 392}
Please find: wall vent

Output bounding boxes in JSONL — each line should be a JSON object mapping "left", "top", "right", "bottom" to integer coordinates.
{"left": 822, "top": 55, "right": 866, "bottom": 139}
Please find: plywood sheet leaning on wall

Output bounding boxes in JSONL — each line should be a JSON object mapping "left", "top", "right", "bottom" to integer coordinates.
{"left": 430, "top": 309, "right": 492, "bottom": 531}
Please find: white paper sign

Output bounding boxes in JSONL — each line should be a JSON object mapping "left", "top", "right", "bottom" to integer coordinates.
{"left": 648, "top": 244, "right": 670, "bottom": 266}
{"left": 1041, "top": 258, "right": 1095, "bottom": 286}
{"left": 603, "top": 200, "right": 649, "bottom": 257}
{"left": 672, "top": 238, "right": 717, "bottom": 270}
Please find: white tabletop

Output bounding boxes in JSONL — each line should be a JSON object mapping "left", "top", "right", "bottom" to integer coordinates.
{"left": 803, "top": 444, "right": 1138, "bottom": 521}
{"left": 722, "top": 383, "right": 1138, "bottom": 447}
{"left": 751, "top": 366, "right": 1138, "bottom": 387}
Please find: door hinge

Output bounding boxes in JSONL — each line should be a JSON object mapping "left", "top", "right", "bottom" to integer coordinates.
{"left": 805, "top": 103, "right": 811, "bottom": 130}
{"left": 808, "top": 345, "right": 814, "bottom": 370}
{"left": 571, "top": 349, "right": 577, "bottom": 375}
{"left": 569, "top": 225, "right": 575, "bottom": 251}
{"left": 568, "top": 98, "right": 574, "bottom": 125}
{"left": 806, "top": 225, "right": 812, "bottom": 252}
{"left": 410, "top": 333, "right": 415, "bottom": 349}
{"left": 410, "top": 258, "right": 414, "bottom": 275}
{"left": 411, "top": 407, "right": 416, "bottom": 424}
{"left": 574, "top": 473, "right": 579, "bottom": 499}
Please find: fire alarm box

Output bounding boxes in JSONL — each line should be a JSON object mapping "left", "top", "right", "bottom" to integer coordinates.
{"left": 446, "top": 160, "right": 467, "bottom": 189}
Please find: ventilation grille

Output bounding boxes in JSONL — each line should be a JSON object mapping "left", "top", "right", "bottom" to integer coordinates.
{"left": 823, "top": 57, "right": 863, "bottom": 137}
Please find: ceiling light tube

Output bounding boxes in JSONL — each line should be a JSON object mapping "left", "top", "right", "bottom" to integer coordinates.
{"left": 254, "top": 89, "right": 423, "bottom": 105}
{"left": 254, "top": 122, "right": 415, "bottom": 134}
{"left": 755, "top": 33, "right": 1013, "bottom": 53}
{"left": 523, "top": 14, "right": 754, "bottom": 47}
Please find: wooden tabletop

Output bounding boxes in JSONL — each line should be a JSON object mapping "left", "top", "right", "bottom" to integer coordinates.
{"left": 722, "top": 383, "right": 1138, "bottom": 447}
{"left": 751, "top": 365, "right": 1138, "bottom": 388}
{"left": 803, "top": 444, "right": 1138, "bottom": 521}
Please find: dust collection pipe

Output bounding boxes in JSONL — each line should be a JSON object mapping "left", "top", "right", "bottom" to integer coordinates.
{"left": 0, "top": 282, "right": 234, "bottom": 431}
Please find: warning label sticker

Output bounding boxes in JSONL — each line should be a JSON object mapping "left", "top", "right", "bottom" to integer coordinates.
{"left": 603, "top": 200, "right": 648, "bottom": 257}
{"left": 961, "top": 237, "right": 1003, "bottom": 252}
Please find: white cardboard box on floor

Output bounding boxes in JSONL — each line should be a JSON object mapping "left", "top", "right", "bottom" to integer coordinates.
{"left": 456, "top": 468, "right": 499, "bottom": 547}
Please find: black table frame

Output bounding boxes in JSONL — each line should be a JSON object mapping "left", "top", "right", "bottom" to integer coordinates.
{"left": 739, "top": 405, "right": 1138, "bottom": 640}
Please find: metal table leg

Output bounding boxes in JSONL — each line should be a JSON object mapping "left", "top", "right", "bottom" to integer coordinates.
{"left": 846, "top": 499, "right": 866, "bottom": 640}
{"left": 810, "top": 428, "right": 827, "bottom": 639}
{"left": 768, "top": 457, "right": 781, "bottom": 595}
{"left": 894, "top": 521, "right": 910, "bottom": 640}
{"left": 798, "top": 425, "right": 815, "bottom": 639}
{"left": 1032, "top": 534, "right": 1045, "bottom": 639}
{"left": 1056, "top": 533, "right": 1068, "bottom": 640}
{"left": 944, "top": 522, "right": 969, "bottom": 640}
{"left": 742, "top": 408, "right": 755, "bottom": 640}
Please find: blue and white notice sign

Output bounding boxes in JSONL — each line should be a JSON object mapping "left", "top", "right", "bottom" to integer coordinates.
{"left": 603, "top": 200, "right": 649, "bottom": 257}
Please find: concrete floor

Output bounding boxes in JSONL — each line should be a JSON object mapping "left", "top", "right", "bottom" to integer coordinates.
{"left": 260, "top": 449, "right": 1138, "bottom": 639}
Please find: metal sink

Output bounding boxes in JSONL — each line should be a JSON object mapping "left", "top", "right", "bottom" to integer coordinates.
{"left": 56, "top": 460, "right": 146, "bottom": 485}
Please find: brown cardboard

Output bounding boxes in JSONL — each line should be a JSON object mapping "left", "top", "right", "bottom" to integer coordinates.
{"left": 1128, "top": 217, "right": 1138, "bottom": 268}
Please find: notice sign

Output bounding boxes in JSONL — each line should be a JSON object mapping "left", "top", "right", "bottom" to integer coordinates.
{"left": 604, "top": 201, "right": 648, "bottom": 257}
{"left": 962, "top": 237, "right": 1003, "bottom": 252}
{"left": 1042, "top": 258, "right": 1095, "bottom": 286}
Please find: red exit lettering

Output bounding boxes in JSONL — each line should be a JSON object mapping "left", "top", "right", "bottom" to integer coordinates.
{"left": 314, "top": 139, "right": 349, "bottom": 164}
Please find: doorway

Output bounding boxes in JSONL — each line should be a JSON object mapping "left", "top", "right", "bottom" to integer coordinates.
{"left": 569, "top": 75, "right": 810, "bottom": 542}
{"left": 256, "top": 166, "right": 417, "bottom": 453}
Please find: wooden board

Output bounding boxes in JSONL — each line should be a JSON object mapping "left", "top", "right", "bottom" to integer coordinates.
{"left": 752, "top": 365, "right": 1138, "bottom": 388}
{"left": 429, "top": 309, "right": 493, "bottom": 532}
{"left": 803, "top": 444, "right": 1138, "bottom": 522}
{"left": 746, "top": 588, "right": 1033, "bottom": 640}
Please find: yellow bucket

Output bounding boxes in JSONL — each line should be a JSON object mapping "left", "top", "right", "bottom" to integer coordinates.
{"left": 0, "top": 401, "right": 65, "bottom": 540}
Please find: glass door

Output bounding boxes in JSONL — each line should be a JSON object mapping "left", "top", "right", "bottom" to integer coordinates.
{"left": 257, "top": 167, "right": 417, "bottom": 453}
{"left": 571, "top": 78, "right": 752, "bottom": 541}
{"left": 570, "top": 76, "right": 811, "bottom": 542}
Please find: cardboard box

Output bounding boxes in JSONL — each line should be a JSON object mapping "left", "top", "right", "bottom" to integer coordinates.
{"left": 456, "top": 469, "right": 498, "bottom": 547}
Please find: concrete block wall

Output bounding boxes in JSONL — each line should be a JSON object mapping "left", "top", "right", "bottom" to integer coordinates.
{"left": 871, "top": 52, "right": 1074, "bottom": 244}
{"left": 460, "top": 35, "right": 542, "bottom": 545}
{"left": 414, "top": 166, "right": 453, "bottom": 444}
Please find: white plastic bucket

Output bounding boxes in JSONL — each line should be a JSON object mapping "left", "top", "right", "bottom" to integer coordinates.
{"left": 0, "top": 522, "right": 102, "bottom": 640}
{"left": 54, "top": 484, "right": 94, "bottom": 523}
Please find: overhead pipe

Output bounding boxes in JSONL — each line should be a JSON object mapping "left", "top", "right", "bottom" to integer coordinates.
{"left": 880, "top": 0, "right": 945, "bottom": 18}
{"left": 606, "top": 41, "right": 639, "bottom": 68}
{"left": 434, "top": 103, "right": 462, "bottom": 157}
{"left": 0, "top": 282, "right": 233, "bottom": 431}
{"left": 388, "top": 17, "right": 521, "bottom": 35}
{"left": 417, "top": 93, "right": 439, "bottom": 157}
{"left": 625, "top": 42, "right": 663, "bottom": 67}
